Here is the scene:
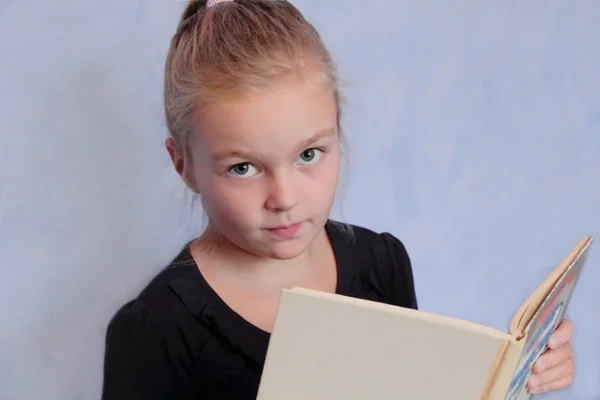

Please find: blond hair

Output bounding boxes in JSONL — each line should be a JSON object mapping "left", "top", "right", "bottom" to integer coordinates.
{"left": 163, "top": 0, "right": 343, "bottom": 159}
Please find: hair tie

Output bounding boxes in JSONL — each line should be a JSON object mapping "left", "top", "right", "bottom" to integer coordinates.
{"left": 206, "top": 0, "right": 234, "bottom": 7}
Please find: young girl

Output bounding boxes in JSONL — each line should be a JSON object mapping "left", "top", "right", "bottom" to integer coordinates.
{"left": 102, "top": 0, "right": 576, "bottom": 398}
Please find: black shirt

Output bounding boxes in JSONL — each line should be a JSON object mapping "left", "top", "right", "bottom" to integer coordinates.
{"left": 101, "top": 220, "right": 418, "bottom": 400}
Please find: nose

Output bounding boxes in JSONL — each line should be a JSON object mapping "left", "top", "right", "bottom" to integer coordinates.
{"left": 265, "top": 174, "right": 299, "bottom": 212}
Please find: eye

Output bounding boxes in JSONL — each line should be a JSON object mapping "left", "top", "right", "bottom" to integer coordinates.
{"left": 297, "top": 148, "right": 322, "bottom": 165}
{"left": 228, "top": 163, "right": 258, "bottom": 179}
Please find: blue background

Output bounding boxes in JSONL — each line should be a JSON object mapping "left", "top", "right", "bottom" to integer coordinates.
{"left": 1, "top": 1, "right": 598, "bottom": 399}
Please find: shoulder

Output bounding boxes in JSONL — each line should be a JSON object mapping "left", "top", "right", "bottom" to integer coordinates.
{"left": 102, "top": 245, "right": 209, "bottom": 398}
{"left": 106, "top": 243, "right": 211, "bottom": 343}
{"left": 326, "top": 219, "right": 411, "bottom": 267}
{"left": 327, "top": 220, "right": 409, "bottom": 253}
{"left": 109, "top": 245, "right": 201, "bottom": 330}
{"left": 326, "top": 220, "right": 418, "bottom": 310}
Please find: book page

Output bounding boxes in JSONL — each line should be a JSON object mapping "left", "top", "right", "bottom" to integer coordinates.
{"left": 504, "top": 238, "right": 592, "bottom": 400}
{"left": 258, "top": 289, "right": 512, "bottom": 400}
{"left": 510, "top": 236, "right": 593, "bottom": 337}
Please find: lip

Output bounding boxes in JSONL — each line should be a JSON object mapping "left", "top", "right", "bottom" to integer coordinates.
{"left": 267, "top": 222, "right": 301, "bottom": 230}
{"left": 265, "top": 222, "right": 303, "bottom": 238}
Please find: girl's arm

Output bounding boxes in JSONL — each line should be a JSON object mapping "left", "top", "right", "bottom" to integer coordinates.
{"left": 101, "top": 301, "right": 198, "bottom": 400}
{"left": 379, "top": 232, "right": 419, "bottom": 310}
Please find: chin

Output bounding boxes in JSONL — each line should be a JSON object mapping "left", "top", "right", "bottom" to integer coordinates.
{"left": 262, "top": 242, "right": 308, "bottom": 260}
{"left": 250, "top": 235, "right": 314, "bottom": 260}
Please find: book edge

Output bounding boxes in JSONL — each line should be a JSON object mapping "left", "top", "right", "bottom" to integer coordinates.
{"left": 286, "top": 287, "right": 512, "bottom": 341}
{"left": 509, "top": 235, "right": 593, "bottom": 337}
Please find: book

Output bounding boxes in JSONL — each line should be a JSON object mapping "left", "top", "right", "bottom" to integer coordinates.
{"left": 256, "top": 236, "right": 593, "bottom": 400}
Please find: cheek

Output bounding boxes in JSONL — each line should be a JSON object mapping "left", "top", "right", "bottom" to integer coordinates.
{"left": 306, "top": 150, "right": 340, "bottom": 205}
{"left": 199, "top": 176, "right": 261, "bottom": 223}
{"left": 323, "top": 147, "right": 341, "bottom": 185}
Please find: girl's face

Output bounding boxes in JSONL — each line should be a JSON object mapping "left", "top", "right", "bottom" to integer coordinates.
{"left": 179, "top": 79, "right": 340, "bottom": 261}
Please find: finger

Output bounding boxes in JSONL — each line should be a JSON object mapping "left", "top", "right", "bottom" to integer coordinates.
{"left": 533, "top": 342, "right": 573, "bottom": 373}
{"left": 528, "top": 361, "right": 575, "bottom": 394}
{"left": 530, "top": 357, "right": 575, "bottom": 386}
{"left": 548, "top": 320, "right": 575, "bottom": 349}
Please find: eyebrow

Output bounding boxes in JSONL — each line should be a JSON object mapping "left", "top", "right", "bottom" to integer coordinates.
{"left": 211, "top": 127, "right": 337, "bottom": 161}
{"left": 298, "top": 127, "right": 337, "bottom": 149}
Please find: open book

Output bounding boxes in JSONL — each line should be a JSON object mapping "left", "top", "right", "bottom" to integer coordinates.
{"left": 257, "top": 236, "right": 593, "bottom": 400}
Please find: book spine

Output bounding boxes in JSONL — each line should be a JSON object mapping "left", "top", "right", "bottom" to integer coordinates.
{"left": 483, "top": 338, "right": 526, "bottom": 399}
{"left": 479, "top": 339, "right": 511, "bottom": 399}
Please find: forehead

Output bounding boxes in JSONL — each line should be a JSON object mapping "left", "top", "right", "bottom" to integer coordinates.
{"left": 192, "top": 80, "right": 338, "bottom": 155}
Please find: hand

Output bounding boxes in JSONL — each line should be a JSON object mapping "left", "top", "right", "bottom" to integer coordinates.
{"left": 528, "top": 320, "right": 575, "bottom": 394}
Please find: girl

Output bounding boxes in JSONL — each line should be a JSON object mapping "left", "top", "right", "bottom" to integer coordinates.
{"left": 102, "top": 0, "right": 576, "bottom": 398}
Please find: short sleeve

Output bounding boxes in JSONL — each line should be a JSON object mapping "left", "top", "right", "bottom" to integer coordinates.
{"left": 101, "top": 300, "right": 197, "bottom": 400}
{"left": 380, "top": 232, "right": 418, "bottom": 310}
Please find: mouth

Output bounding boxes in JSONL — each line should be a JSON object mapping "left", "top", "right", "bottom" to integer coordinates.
{"left": 267, "top": 222, "right": 301, "bottom": 230}
{"left": 265, "top": 222, "right": 303, "bottom": 238}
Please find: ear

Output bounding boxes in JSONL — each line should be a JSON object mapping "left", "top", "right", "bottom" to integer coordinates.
{"left": 165, "top": 138, "right": 200, "bottom": 193}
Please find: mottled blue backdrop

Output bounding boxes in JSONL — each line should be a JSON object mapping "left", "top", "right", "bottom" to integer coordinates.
{"left": 0, "top": 1, "right": 598, "bottom": 399}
